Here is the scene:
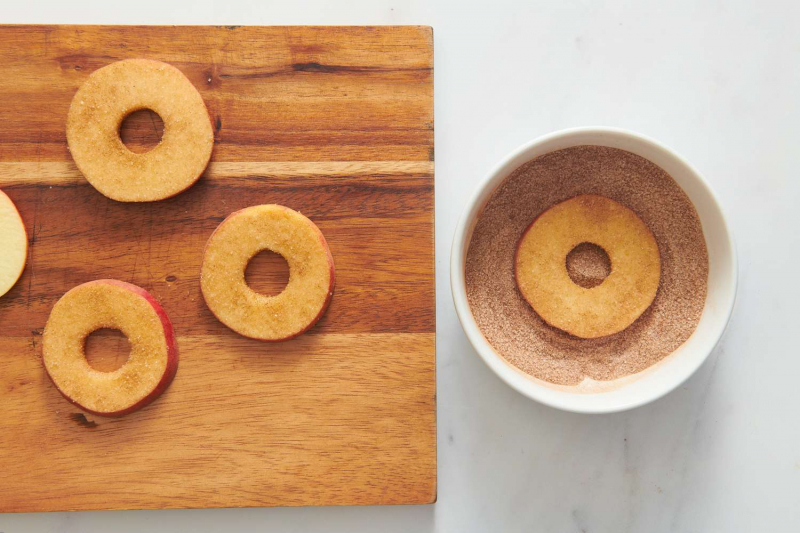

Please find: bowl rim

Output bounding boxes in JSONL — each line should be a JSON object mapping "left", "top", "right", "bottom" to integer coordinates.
{"left": 450, "top": 126, "right": 738, "bottom": 414}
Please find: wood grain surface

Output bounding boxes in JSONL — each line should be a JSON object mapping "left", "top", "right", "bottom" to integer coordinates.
{"left": 0, "top": 25, "right": 435, "bottom": 512}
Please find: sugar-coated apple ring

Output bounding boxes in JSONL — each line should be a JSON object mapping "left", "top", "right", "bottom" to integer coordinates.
{"left": 201, "top": 205, "right": 335, "bottom": 341}
{"left": 66, "top": 59, "right": 213, "bottom": 202}
{"left": 515, "top": 194, "right": 661, "bottom": 339}
{"left": 42, "top": 280, "right": 179, "bottom": 417}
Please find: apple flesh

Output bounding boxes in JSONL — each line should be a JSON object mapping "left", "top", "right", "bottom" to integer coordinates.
{"left": 0, "top": 189, "right": 27, "bottom": 298}
{"left": 42, "top": 280, "right": 178, "bottom": 417}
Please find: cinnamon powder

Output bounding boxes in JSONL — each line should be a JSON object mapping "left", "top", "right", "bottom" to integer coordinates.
{"left": 465, "top": 146, "right": 709, "bottom": 386}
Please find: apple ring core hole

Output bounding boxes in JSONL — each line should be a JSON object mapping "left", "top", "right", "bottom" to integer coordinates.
{"left": 245, "top": 250, "right": 291, "bottom": 297}
{"left": 119, "top": 108, "right": 165, "bottom": 154}
{"left": 566, "top": 242, "right": 611, "bottom": 289}
{"left": 84, "top": 328, "right": 131, "bottom": 372}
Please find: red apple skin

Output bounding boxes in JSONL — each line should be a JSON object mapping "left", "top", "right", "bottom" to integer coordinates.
{"left": 201, "top": 206, "right": 335, "bottom": 342}
{"left": 45, "top": 279, "right": 179, "bottom": 418}
{"left": 0, "top": 188, "right": 28, "bottom": 297}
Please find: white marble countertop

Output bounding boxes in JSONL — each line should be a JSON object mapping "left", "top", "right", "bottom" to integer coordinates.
{"left": 3, "top": 1, "right": 798, "bottom": 531}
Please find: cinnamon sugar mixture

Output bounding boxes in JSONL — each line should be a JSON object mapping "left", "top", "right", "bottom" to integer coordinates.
{"left": 465, "top": 146, "right": 708, "bottom": 385}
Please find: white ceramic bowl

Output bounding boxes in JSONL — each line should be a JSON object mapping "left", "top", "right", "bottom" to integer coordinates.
{"left": 451, "top": 127, "right": 737, "bottom": 414}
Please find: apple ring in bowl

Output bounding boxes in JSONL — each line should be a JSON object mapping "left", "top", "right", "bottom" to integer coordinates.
{"left": 515, "top": 194, "right": 661, "bottom": 339}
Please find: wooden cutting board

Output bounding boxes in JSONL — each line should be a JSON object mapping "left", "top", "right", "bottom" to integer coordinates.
{"left": 0, "top": 25, "right": 435, "bottom": 512}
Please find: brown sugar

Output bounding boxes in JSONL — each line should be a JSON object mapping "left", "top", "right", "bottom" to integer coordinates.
{"left": 465, "top": 146, "right": 709, "bottom": 386}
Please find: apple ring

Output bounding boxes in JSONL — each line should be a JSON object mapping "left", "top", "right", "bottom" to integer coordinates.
{"left": 42, "top": 280, "right": 179, "bottom": 417}
{"left": 66, "top": 59, "right": 213, "bottom": 202}
{"left": 515, "top": 194, "right": 661, "bottom": 339}
{"left": 201, "top": 205, "right": 335, "bottom": 341}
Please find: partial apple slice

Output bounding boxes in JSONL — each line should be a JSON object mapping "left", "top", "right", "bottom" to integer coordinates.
{"left": 0, "top": 189, "right": 27, "bottom": 298}
{"left": 42, "top": 280, "right": 178, "bottom": 417}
